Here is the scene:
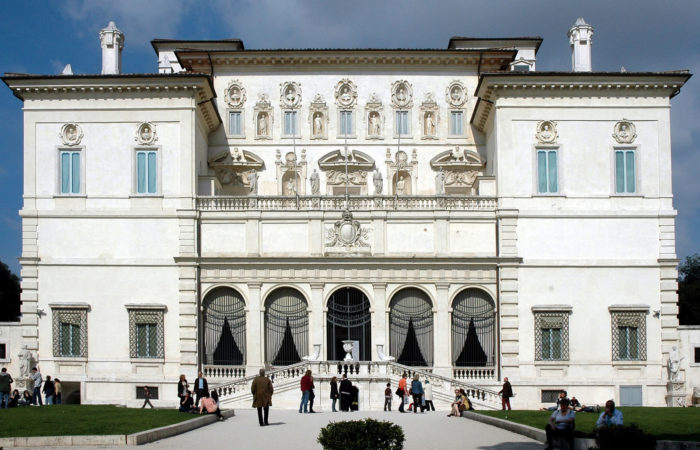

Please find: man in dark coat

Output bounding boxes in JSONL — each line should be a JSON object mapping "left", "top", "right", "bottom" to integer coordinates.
{"left": 193, "top": 371, "right": 209, "bottom": 407}
{"left": 251, "top": 368, "right": 273, "bottom": 426}
{"left": 498, "top": 377, "right": 513, "bottom": 410}
{"left": 339, "top": 374, "right": 353, "bottom": 412}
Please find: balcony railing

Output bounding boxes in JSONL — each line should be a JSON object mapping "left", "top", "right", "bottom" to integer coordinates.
{"left": 197, "top": 195, "right": 497, "bottom": 212}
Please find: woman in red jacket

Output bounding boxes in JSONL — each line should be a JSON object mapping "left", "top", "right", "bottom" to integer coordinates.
{"left": 299, "top": 370, "right": 313, "bottom": 414}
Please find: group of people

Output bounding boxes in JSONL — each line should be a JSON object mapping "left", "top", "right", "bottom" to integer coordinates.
{"left": 175, "top": 372, "right": 224, "bottom": 420}
{"left": 544, "top": 395, "right": 624, "bottom": 450}
{"left": 393, "top": 373, "right": 437, "bottom": 414}
{"left": 0, "top": 366, "right": 62, "bottom": 408}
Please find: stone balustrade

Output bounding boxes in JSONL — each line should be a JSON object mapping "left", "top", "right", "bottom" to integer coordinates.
{"left": 203, "top": 365, "right": 246, "bottom": 380}
{"left": 197, "top": 195, "right": 498, "bottom": 212}
{"left": 453, "top": 367, "right": 496, "bottom": 380}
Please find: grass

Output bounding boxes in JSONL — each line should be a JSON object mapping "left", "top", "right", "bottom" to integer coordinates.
{"left": 476, "top": 407, "right": 700, "bottom": 442}
{"left": 0, "top": 405, "right": 196, "bottom": 437}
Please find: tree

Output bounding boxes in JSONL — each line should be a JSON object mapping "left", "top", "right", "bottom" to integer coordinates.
{"left": 678, "top": 254, "right": 700, "bottom": 325}
{"left": 0, "top": 260, "right": 21, "bottom": 322}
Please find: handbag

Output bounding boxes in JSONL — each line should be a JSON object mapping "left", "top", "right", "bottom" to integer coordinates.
{"left": 395, "top": 388, "right": 403, "bottom": 397}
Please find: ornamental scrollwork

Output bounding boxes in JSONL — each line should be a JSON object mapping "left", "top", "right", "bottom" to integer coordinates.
{"left": 446, "top": 80, "right": 467, "bottom": 108}
{"left": 60, "top": 123, "right": 83, "bottom": 146}
{"left": 391, "top": 80, "right": 413, "bottom": 108}
{"left": 612, "top": 119, "right": 637, "bottom": 144}
{"left": 335, "top": 79, "right": 358, "bottom": 108}
{"left": 535, "top": 120, "right": 558, "bottom": 144}
{"left": 325, "top": 209, "right": 370, "bottom": 249}
{"left": 135, "top": 122, "right": 157, "bottom": 145}
{"left": 280, "top": 81, "right": 302, "bottom": 109}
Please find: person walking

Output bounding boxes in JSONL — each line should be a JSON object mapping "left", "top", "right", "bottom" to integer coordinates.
{"left": 410, "top": 374, "right": 425, "bottom": 413}
{"left": 498, "top": 377, "right": 513, "bottom": 410}
{"left": 42, "top": 375, "right": 55, "bottom": 405}
{"left": 299, "top": 369, "right": 313, "bottom": 413}
{"left": 397, "top": 373, "right": 407, "bottom": 413}
{"left": 54, "top": 378, "right": 62, "bottom": 404}
{"left": 30, "top": 367, "right": 42, "bottom": 406}
{"left": 424, "top": 380, "right": 435, "bottom": 411}
{"left": 141, "top": 386, "right": 154, "bottom": 408}
{"left": 339, "top": 374, "right": 353, "bottom": 412}
{"left": 193, "top": 371, "right": 208, "bottom": 407}
{"left": 0, "top": 368, "right": 13, "bottom": 408}
{"left": 251, "top": 368, "right": 273, "bottom": 426}
{"left": 384, "top": 383, "right": 392, "bottom": 411}
{"left": 330, "top": 376, "right": 339, "bottom": 412}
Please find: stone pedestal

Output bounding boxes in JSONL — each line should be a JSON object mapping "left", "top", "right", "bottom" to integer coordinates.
{"left": 666, "top": 381, "right": 686, "bottom": 407}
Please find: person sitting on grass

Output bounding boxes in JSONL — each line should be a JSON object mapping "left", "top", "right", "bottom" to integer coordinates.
{"left": 596, "top": 399, "right": 623, "bottom": 427}
{"left": 545, "top": 398, "right": 575, "bottom": 450}
{"left": 540, "top": 390, "right": 568, "bottom": 411}
{"left": 570, "top": 395, "right": 597, "bottom": 413}
{"left": 179, "top": 389, "right": 195, "bottom": 413}
{"left": 199, "top": 390, "right": 224, "bottom": 421}
{"left": 19, "top": 390, "right": 32, "bottom": 406}
{"left": 8, "top": 389, "right": 20, "bottom": 408}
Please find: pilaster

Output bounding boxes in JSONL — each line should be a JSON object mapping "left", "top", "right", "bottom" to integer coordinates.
{"left": 434, "top": 282, "right": 451, "bottom": 371}
{"left": 497, "top": 209, "right": 520, "bottom": 380}
{"left": 19, "top": 216, "right": 40, "bottom": 353}
{"left": 247, "top": 282, "right": 263, "bottom": 367}
{"left": 177, "top": 211, "right": 198, "bottom": 371}
{"left": 371, "top": 283, "right": 387, "bottom": 361}
{"left": 309, "top": 283, "right": 325, "bottom": 358}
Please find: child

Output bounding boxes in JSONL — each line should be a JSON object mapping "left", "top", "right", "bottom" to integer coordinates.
{"left": 384, "top": 383, "right": 392, "bottom": 411}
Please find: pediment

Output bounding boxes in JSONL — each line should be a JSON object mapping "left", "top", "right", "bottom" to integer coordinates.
{"left": 429, "top": 147, "right": 485, "bottom": 170}
{"left": 318, "top": 149, "right": 375, "bottom": 170}
{"left": 208, "top": 147, "right": 264, "bottom": 170}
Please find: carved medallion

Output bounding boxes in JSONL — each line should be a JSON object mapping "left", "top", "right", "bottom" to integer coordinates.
{"left": 60, "top": 123, "right": 83, "bottom": 146}
{"left": 225, "top": 80, "right": 246, "bottom": 108}
{"left": 326, "top": 210, "right": 370, "bottom": 249}
{"left": 391, "top": 80, "right": 413, "bottom": 108}
{"left": 446, "top": 81, "right": 467, "bottom": 108}
{"left": 335, "top": 79, "right": 358, "bottom": 108}
{"left": 135, "top": 122, "right": 157, "bottom": 145}
{"left": 535, "top": 120, "right": 558, "bottom": 144}
{"left": 280, "top": 81, "right": 301, "bottom": 109}
{"left": 612, "top": 119, "right": 637, "bottom": 144}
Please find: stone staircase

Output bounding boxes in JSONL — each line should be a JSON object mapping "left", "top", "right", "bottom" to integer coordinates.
{"left": 214, "top": 361, "right": 502, "bottom": 411}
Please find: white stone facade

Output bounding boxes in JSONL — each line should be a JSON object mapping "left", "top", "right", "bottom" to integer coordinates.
{"left": 1, "top": 21, "right": 693, "bottom": 410}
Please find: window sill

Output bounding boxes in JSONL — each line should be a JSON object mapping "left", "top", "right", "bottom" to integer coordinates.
{"left": 392, "top": 135, "right": 412, "bottom": 139}
{"left": 281, "top": 135, "right": 302, "bottom": 139}
{"left": 336, "top": 135, "right": 357, "bottom": 139}
{"left": 226, "top": 135, "right": 246, "bottom": 139}
{"left": 534, "top": 360, "right": 570, "bottom": 366}
{"left": 533, "top": 193, "right": 566, "bottom": 197}
{"left": 53, "top": 357, "right": 87, "bottom": 362}
{"left": 129, "top": 195, "right": 163, "bottom": 198}
{"left": 54, "top": 194, "right": 86, "bottom": 198}
{"left": 612, "top": 360, "right": 647, "bottom": 366}
{"left": 611, "top": 194, "right": 642, "bottom": 198}
{"left": 130, "top": 358, "right": 164, "bottom": 363}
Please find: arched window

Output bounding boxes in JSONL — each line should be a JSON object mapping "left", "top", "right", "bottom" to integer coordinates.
{"left": 389, "top": 288, "right": 433, "bottom": 366}
{"left": 452, "top": 288, "right": 495, "bottom": 367}
{"left": 264, "top": 287, "right": 309, "bottom": 366}
{"left": 202, "top": 287, "right": 246, "bottom": 366}
{"left": 326, "top": 287, "right": 371, "bottom": 361}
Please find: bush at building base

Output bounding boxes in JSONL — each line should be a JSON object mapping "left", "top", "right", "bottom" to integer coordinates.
{"left": 317, "top": 418, "right": 405, "bottom": 450}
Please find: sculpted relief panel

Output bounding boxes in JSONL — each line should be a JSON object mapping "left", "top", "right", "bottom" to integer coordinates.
{"left": 280, "top": 81, "right": 302, "bottom": 109}
{"left": 60, "top": 123, "right": 83, "bottom": 146}
{"left": 335, "top": 79, "right": 358, "bottom": 108}
{"left": 535, "top": 120, "right": 558, "bottom": 144}
{"left": 430, "top": 147, "right": 485, "bottom": 195}
{"left": 225, "top": 80, "right": 246, "bottom": 108}
{"left": 135, "top": 122, "right": 157, "bottom": 145}
{"left": 612, "top": 119, "right": 637, "bottom": 144}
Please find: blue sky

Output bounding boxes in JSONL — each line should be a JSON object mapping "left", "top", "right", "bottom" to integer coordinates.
{"left": 1, "top": 0, "right": 698, "bottom": 276}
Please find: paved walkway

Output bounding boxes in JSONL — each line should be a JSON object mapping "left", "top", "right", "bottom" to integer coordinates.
{"left": 22, "top": 408, "right": 541, "bottom": 450}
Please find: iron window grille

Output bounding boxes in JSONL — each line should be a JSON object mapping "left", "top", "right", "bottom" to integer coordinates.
{"left": 0, "top": 343, "right": 6, "bottom": 360}
{"left": 534, "top": 312, "right": 569, "bottom": 361}
{"left": 128, "top": 309, "right": 164, "bottom": 359}
{"left": 52, "top": 308, "right": 88, "bottom": 358}
{"left": 541, "top": 389, "right": 562, "bottom": 403}
{"left": 611, "top": 311, "right": 646, "bottom": 361}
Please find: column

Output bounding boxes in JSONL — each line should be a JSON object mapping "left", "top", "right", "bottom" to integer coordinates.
{"left": 434, "top": 282, "right": 451, "bottom": 376}
{"left": 372, "top": 283, "right": 387, "bottom": 361}
{"left": 309, "top": 283, "right": 325, "bottom": 359}
{"left": 246, "top": 283, "right": 263, "bottom": 368}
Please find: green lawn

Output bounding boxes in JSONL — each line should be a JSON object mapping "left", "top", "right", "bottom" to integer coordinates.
{"left": 0, "top": 405, "right": 195, "bottom": 437}
{"left": 477, "top": 408, "right": 700, "bottom": 442}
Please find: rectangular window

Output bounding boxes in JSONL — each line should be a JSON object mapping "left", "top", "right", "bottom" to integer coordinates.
{"left": 450, "top": 111, "right": 463, "bottom": 135}
{"left": 136, "top": 323, "right": 158, "bottom": 358}
{"left": 534, "top": 311, "right": 569, "bottom": 361}
{"left": 541, "top": 390, "right": 562, "bottom": 403}
{"left": 396, "top": 111, "right": 409, "bottom": 136}
{"left": 615, "top": 149, "right": 636, "bottom": 193}
{"left": 60, "top": 150, "right": 81, "bottom": 194}
{"left": 617, "top": 326, "right": 639, "bottom": 360}
{"left": 136, "top": 150, "right": 157, "bottom": 194}
{"left": 60, "top": 323, "right": 81, "bottom": 357}
{"left": 541, "top": 327, "right": 562, "bottom": 360}
{"left": 52, "top": 307, "right": 87, "bottom": 358}
{"left": 537, "top": 149, "right": 558, "bottom": 193}
{"left": 694, "top": 347, "right": 700, "bottom": 364}
{"left": 611, "top": 310, "right": 646, "bottom": 361}
{"left": 229, "top": 111, "right": 242, "bottom": 135}
{"left": 284, "top": 111, "right": 298, "bottom": 136}
{"left": 339, "top": 111, "right": 353, "bottom": 137}
{"left": 0, "top": 344, "right": 6, "bottom": 360}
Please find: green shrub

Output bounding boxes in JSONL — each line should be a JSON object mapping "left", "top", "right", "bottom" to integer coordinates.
{"left": 595, "top": 424, "right": 656, "bottom": 450}
{"left": 317, "top": 418, "right": 405, "bottom": 450}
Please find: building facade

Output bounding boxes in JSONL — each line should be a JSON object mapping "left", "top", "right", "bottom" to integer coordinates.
{"left": 2, "top": 19, "right": 694, "bottom": 409}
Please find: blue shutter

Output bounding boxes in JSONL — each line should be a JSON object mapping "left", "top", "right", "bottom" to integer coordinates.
{"left": 229, "top": 112, "right": 241, "bottom": 135}
{"left": 552, "top": 328, "right": 562, "bottom": 359}
{"left": 147, "top": 152, "right": 157, "bottom": 194}
{"left": 541, "top": 328, "right": 551, "bottom": 359}
{"left": 537, "top": 151, "right": 547, "bottom": 193}
{"left": 71, "top": 152, "right": 80, "bottom": 193}
{"left": 625, "top": 151, "right": 635, "bottom": 193}
{"left": 615, "top": 151, "right": 625, "bottom": 193}
{"left": 61, "top": 152, "right": 70, "bottom": 193}
{"left": 620, "top": 386, "right": 642, "bottom": 406}
{"left": 137, "top": 152, "right": 146, "bottom": 193}
{"left": 547, "top": 151, "right": 558, "bottom": 193}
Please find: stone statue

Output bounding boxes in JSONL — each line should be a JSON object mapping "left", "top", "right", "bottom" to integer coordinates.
{"left": 18, "top": 345, "right": 32, "bottom": 377}
{"left": 287, "top": 177, "right": 296, "bottom": 195}
{"left": 668, "top": 345, "right": 683, "bottom": 382}
{"left": 426, "top": 113, "right": 436, "bottom": 136}
{"left": 435, "top": 167, "right": 446, "bottom": 195}
{"left": 310, "top": 169, "right": 320, "bottom": 195}
{"left": 258, "top": 113, "right": 268, "bottom": 136}
{"left": 370, "top": 113, "right": 380, "bottom": 136}
{"left": 313, "top": 113, "right": 323, "bottom": 136}
{"left": 396, "top": 176, "right": 406, "bottom": 195}
{"left": 248, "top": 169, "right": 258, "bottom": 194}
{"left": 373, "top": 169, "right": 383, "bottom": 195}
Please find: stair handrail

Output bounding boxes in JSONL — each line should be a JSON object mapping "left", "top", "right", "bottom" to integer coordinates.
{"left": 213, "top": 361, "right": 310, "bottom": 397}
{"left": 386, "top": 361, "right": 502, "bottom": 405}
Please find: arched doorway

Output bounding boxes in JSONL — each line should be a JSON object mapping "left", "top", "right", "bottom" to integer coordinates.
{"left": 326, "top": 287, "right": 371, "bottom": 361}
{"left": 264, "top": 287, "right": 309, "bottom": 365}
{"left": 202, "top": 287, "right": 246, "bottom": 366}
{"left": 389, "top": 288, "right": 433, "bottom": 366}
{"left": 451, "top": 288, "right": 495, "bottom": 367}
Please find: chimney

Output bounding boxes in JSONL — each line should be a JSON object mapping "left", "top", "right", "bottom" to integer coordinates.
{"left": 100, "top": 21, "right": 125, "bottom": 75}
{"left": 568, "top": 17, "right": 593, "bottom": 72}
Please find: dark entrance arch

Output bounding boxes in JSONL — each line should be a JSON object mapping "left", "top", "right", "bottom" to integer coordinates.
{"left": 264, "top": 287, "right": 309, "bottom": 366}
{"left": 326, "top": 287, "right": 372, "bottom": 361}
{"left": 202, "top": 287, "right": 246, "bottom": 366}
{"left": 451, "top": 288, "right": 495, "bottom": 367}
{"left": 389, "top": 288, "right": 433, "bottom": 366}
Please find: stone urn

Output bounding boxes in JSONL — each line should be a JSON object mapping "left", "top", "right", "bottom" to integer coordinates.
{"left": 342, "top": 340, "right": 354, "bottom": 361}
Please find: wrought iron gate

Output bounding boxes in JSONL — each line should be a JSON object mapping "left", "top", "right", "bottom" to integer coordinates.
{"left": 326, "top": 287, "right": 371, "bottom": 361}
{"left": 389, "top": 288, "right": 433, "bottom": 366}
{"left": 202, "top": 287, "right": 246, "bottom": 365}
{"left": 265, "top": 287, "right": 309, "bottom": 365}
{"left": 452, "top": 288, "right": 495, "bottom": 367}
